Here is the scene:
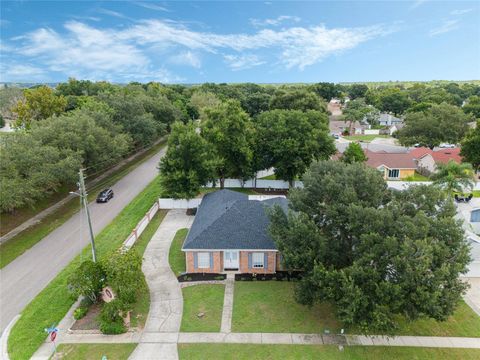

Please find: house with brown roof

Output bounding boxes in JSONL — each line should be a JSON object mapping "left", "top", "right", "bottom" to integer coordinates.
{"left": 410, "top": 147, "right": 463, "bottom": 175}
{"left": 365, "top": 150, "right": 417, "bottom": 180}
{"left": 329, "top": 120, "right": 365, "bottom": 135}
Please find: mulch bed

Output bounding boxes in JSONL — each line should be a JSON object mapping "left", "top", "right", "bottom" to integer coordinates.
{"left": 71, "top": 303, "right": 101, "bottom": 330}
{"left": 235, "top": 271, "right": 303, "bottom": 282}
{"left": 177, "top": 273, "right": 227, "bottom": 282}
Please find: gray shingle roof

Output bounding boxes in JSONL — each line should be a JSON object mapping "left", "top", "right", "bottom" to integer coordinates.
{"left": 182, "top": 189, "right": 287, "bottom": 250}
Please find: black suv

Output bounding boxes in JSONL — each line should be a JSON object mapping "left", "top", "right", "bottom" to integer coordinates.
{"left": 96, "top": 188, "right": 114, "bottom": 203}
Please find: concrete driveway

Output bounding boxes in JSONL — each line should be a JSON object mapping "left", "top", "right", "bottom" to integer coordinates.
{"left": 129, "top": 210, "right": 193, "bottom": 360}
{"left": 0, "top": 147, "right": 166, "bottom": 333}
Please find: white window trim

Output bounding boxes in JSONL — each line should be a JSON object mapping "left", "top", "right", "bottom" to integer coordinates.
{"left": 388, "top": 169, "right": 400, "bottom": 179}
{"left": 197, "top": 252, "right": 210, "bottom": 269}
{"left": 252, "top": 252, "right": 264, "bottom": 268}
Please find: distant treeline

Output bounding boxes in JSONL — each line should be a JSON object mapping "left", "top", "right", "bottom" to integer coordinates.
{"left": 1, "top": 79, "right": 479, "bottom": 213}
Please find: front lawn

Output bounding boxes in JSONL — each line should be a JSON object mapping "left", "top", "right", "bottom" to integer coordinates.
{"left": 169, "top": 228, "right": 188, "bottom": 276}
{"left": 178, "top": 344, "right": 480, "bottom": 360}
{"left": 8, "top": 177, "right": 163, "bottom": 360}
{"left": 232, "top": 282, "right": 480, "bottom": 337}
{"left": 232, "top": 282, "right": 340, "bottom": 333}
{"left": 404, "top": 172, "right": 431, "bottom": 181}
{"left": 56, "top": 343, "right": 136, "bottom": 360}
{"left": 181, "top": 284, "right": 225, "bottom": 332}
{"left": 344, "top": 135, "right": 391, "bottom": 142}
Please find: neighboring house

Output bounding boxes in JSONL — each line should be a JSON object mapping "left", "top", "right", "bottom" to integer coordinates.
{"left": 329, "top": 120, "right": 364, "bottom": 135}
{"left": 410, "top": 147, "right": 463, "bottom": 175}
{"left": 471, "top": 208, "right": 480, "bottom": 234}
{"left": 388, "top": 122, "right": 404, "bottom": 135}
{"left": 365, "top": 150, "right": 417, "bottom": 180}
{"left": 378, "top": 113, "right": 403, "bottom": 127}
{"left": 182, "top": 190, "right": 288, "bottom": 274}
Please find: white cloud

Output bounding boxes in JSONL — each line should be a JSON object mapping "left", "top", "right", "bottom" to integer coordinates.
{"left": 224, "top": 54, "right": 266, "bottom": 70}
{"left": 450, "top": 9, "right": 472, "bottom": 16}
{"left": 96, "top": 8, "right": 129, "bottom": 19}
{"left": 5, "top": 18, "right": 392, "bottom": 81}
{"left": 169, "top": 51, "right": 201, "bottom": 68}
{"left": 410, "top": 0, "right": 428, "bottom": 10}
{"left": 250, "top": 15, "right": 301, "bottom": 28}
{"left": 0, "top": 64, "right": 45, "bottom": 82}
{"left": 429, "top": 19, "right": 459, "bottom": 36}
{"left": 136, "top": 2, "right": 169, "bottom": 12}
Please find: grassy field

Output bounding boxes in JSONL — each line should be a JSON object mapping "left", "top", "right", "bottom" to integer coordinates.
{"left": 169, "top": 228, "right": 188, "bottom": 276}
{"left": 260, "top": 174, "right": 276, "bottom": 180}
{"left": 232, "top": 281, "right": 340, "bottom": 334}
{"left": 178, "top": 344, "right": 480, "bottom": 360}
{"left": 181, "top": 284, "right": 225, "bottom": 332}
{"left": 473, "top": 190, "right": 480, "bottom": 198}
{"left": 232, "top": 282, "right": 480, "bottom": 337}
{"left": 56, "top": 343, "right": 136, "bottom": 360}
{"left": 0, "top": 140, "right": 166, "bottom": 269}
{"left": 7, "top": 176, "right": 163, "bottom": 360}
{"left": 344, "top": 135, "right": 392, "bottom": 142}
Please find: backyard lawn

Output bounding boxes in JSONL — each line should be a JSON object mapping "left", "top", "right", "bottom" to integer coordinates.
{"left": 56, "top": 344, "right": 136, "bottom": 360}
{"left": 169, "top": 228, "right": 188, "bottom": 276}
{"left": 181, "top": 284, "right": 225, "bottom": 332}
{"left": 232, "top": 281, "right": 341, "bottom": 333}
{"left": 232, "top": 282, "right": 480, "bottom": 337}
{"left": 178, "top": 344, "right": 480, "bottom": 360}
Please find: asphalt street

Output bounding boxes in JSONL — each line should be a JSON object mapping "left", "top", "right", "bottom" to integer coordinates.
{"left": 0, "top": 147, "right": 166, "bottom": 333}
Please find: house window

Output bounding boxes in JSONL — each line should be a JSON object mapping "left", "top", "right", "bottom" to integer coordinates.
{"left": 388, "top": 169, "right": 400, "bottom": 179}
{"left": 471, "top": 209, "right": 480, "bottom": 223}
{"left": 197, "top": 252, "right": 210, "bottom": 269}
{"left": 252, "top": 252, "right": 264, "bottom": 268}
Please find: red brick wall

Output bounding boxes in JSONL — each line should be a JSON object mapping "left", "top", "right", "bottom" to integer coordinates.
{"left": 239, "top": 251, "right": 276, "bottom": 274}
{"left": 185, "top": 251, "right": 223, "bottom": 273}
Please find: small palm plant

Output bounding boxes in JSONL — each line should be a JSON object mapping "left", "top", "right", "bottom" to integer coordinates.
{"left": 430, "top": 160, "right": 475, "bottom": 197}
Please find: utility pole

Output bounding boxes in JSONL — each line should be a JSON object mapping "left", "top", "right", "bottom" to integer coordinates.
{"left": 72, "top": 169, "right": 97, "bottom": 262}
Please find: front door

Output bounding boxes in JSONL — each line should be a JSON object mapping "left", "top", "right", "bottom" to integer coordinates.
{"left": 224, "top": 251, "right": 239, "bottom": 270}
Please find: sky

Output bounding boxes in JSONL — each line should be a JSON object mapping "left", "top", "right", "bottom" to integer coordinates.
{"left": 1, "top": 0, "right": 479, "bottom": 84}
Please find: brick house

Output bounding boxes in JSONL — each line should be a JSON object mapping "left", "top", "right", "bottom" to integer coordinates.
{"left": 182, "top": 190, "right": 288, "bottom": 274}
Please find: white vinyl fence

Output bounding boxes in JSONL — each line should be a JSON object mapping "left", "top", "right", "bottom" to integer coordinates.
{"left": 158, "top": 198, "right": 202, "bottom": 209}
{"left": 122, "top": 200, "right": 160, "bottom": 249}
{"left": 363, "top": 129, "right": 380, "bottom": 135}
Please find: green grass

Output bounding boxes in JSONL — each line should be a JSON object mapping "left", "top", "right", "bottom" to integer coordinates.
{"left": 169, "top": 228, "right": 188, "bottom": 276}
{"left": 344, "top": 135, "right": 391, "bottom": 142}
{"left": 0, "top": 140, "right": 166, "bottom": 269}
{"left": 473, "top": 190, "right": 480, "bottom": 198}
{"left": 7, "top": 176, "right": 163, "bottom": 360}
{"left": 178, "top": 344, "right": 480, "bottom": 360}
{"left": 393, "top": 301, "right": 480, "bottom": 337}
{"left": 232, "top": 282, "right": 480, "bottom": 337}
{"left": 232, "top": 282, "right": 340, "bottom": 333}
{"left": 260, "top": 174, "right": 276, "bottom": 180}
{"left": 200, "top": 187, "right": 261, "bottom": 196}
{"left": 56, "top": 343, "right": 136, "bottom": 360}
{"left": 130, "top": 210, "right": 167, "bottom": 329}
{"left": 403, "top": 172, "right": 431, "bottom": 181}
{"left": 181, "top": 284, "right": 225, "bottom": 332}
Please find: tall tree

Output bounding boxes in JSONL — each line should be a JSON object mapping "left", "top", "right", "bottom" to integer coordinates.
{"left": 269, "top": 161, "right": 470, "bottom": 333}
{"left": 201, "top": 100, "right": 255, "bottom": 187}
{"left": 270, "top": 88, "right": 327, "bottom": 112}
{"left": 463, "top": 96, "right": 480, "bottom": 119}
{"left": 347, "top": 84, "right": 369, "bottom": 100}
{"left": 342, "top": 98, "right": 378, "bottom": 134}
{"left": 430, "top": 160, "right": 475, "bottom": 196}
{"left": 377, "top": 88, "right": 411, "bottom": 115}
{"left": 397, "top": 103, "right": 470, "bottom": 149}
{"left": 159, "top": 122, "right": 216, "bottom": 199}
{"left": 255, "top": 110, "right": 335, "bottom": 186}
{"left": 342, "top": 142, "right": 367, "bottom": 163}
{"left": 461, "top": 121, "right": 480, "bottom": 171}
{"left": 12, "top": 86, "right": 67, "bottom": 128}
{"left": 311, "top": 82, "right": 342, "bottom": 101}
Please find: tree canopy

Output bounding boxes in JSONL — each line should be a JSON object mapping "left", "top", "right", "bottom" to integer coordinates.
{"left": 254, "top": 110, "right": 335, "bottom": 185}
{"left": 397, "top": 103, "right": 471, "bottom": 149}
{"left": 461, "top": 121, "right": 480, "bottom": 171}
{"left": 269, "top": 161, "right": 470, "bottom": 333}
{"left": 159, "top": 122, "right": 216, "bottom": 199}
{"left": 342, "top": 142, "right": 367, "bottom": 164}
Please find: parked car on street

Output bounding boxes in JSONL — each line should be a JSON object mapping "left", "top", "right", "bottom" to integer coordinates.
{"left": 96, "top": 188, "right": 114, "bottom": 203}
{"left": 439, "top": 143, "right": 456, "bottom": 148}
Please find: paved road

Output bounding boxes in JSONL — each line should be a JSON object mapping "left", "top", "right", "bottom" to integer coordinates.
{"left": 0, "top": 147, "right": 166, "bottom": 333}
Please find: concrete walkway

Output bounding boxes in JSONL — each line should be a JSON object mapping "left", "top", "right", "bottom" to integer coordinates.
{"left": 220, "top": 274, "right": 235, "bottom": 333}
{"left": 128, "top": 210, "right": 193, "bottom": 360}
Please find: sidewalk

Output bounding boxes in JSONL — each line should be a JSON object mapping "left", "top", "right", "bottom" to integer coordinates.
{"left": 128, "top": 210, "right": 193, "bottom": 360}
